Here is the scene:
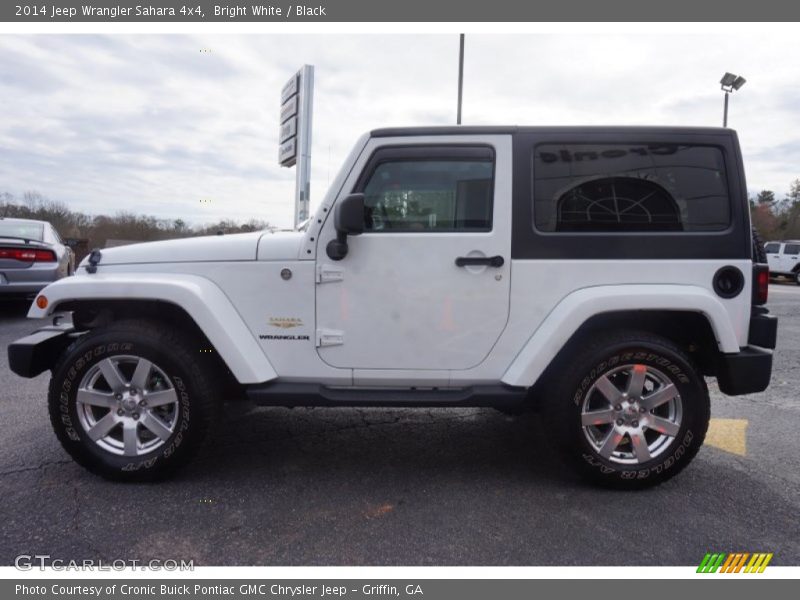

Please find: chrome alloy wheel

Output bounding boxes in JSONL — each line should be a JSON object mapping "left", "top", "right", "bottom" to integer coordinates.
{"left": 76, "top": 355, "right": 179, "bottom": 457}
{"left": 580, "top": 364, "right": 683, "bottom": 465}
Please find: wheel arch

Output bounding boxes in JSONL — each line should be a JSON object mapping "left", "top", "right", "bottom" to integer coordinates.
{"left": 501, "top": 284, "right": 740, "bottom": 388}
{"left": 28, "top": 274, "right": 277, "bottom": 385}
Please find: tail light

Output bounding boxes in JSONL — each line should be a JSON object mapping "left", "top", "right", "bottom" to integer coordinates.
{"left": 0, "top": 247, "right": 57, "bottom": 262}
{"left": 753, "top": 264, "right": 769, "bottom": 305}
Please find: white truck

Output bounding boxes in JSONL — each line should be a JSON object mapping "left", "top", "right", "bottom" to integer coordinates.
{"left": 765, "top": 240, "right": 800, "bottom": 284}
{"left": 8, "top": 126, "right": 777, "bottom": 488}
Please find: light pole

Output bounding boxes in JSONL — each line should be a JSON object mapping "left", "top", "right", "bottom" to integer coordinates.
{"left": 720, "top": 72, "right": 746, "bottom": 127}
{"left": 457, "top": 34, "right": 464, "bottom": 125}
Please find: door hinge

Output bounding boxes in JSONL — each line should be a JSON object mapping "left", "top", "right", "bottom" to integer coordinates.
{"left": 316, "top": 264, "right": 344, "bottom": 284}
{"left": 316, "top": 329, "right": 344, "bottom": 347}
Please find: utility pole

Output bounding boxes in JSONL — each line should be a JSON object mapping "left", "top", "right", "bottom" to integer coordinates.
{"left": 457, "top": 34, "right": 464, "bottom": 125}
{"left": 723, "top": 91, "right": 729, "bottom": 128}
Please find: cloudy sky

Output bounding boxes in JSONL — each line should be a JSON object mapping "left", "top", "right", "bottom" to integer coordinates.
{"left": 1, "top": 33, "right": 798, "bottom": 228}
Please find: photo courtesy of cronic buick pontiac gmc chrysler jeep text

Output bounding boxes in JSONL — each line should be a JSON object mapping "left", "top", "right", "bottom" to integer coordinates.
{"left": 7, "top": 126, "right": 778, "bottom": 488}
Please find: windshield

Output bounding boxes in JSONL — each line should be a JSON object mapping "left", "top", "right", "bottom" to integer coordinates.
{"left": 0, "top": 221, "right": 44, "bottom": 241}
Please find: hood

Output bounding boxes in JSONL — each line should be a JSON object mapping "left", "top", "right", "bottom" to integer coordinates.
{"left": 256, "top": 230, "right": 305, "bottom": 260}
{"left": 81, "top": 231, "right": 264, "bottom": 266}
{"left": 81, "top": 230, "right": 308, "bottom": 267}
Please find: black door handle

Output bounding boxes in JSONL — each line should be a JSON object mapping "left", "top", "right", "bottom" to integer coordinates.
{"left": 455, "top": 255, "right": 505, "bottom": 268}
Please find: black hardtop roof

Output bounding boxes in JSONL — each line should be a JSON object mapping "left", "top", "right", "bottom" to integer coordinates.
{"left": 371, "top": 125, "right": 734, "bottom": 137}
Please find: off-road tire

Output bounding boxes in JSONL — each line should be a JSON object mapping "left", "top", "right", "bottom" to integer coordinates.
{"left": 540, "top": 331, "right": 710, "bottom": 490}
{"left": 48, "top": 319, "right": 219, "bottom": 481}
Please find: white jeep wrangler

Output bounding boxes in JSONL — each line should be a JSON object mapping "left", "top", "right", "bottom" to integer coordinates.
{"left": 8, "top": 126, "right": 777, "bottom": 488}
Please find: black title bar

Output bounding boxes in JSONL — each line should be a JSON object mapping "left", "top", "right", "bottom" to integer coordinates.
{"left": 4, "top": 0, "right": 800, "bottom": 22}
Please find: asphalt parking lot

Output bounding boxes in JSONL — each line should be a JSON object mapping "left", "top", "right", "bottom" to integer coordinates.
{"left": 1, "top": 286, "right": 799, "bottom": 567}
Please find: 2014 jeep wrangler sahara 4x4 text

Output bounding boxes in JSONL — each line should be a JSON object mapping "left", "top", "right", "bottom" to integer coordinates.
{"left": 8, "top": 126, "right": 778, "bottom": 488}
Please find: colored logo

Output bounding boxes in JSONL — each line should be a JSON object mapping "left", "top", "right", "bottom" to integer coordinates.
{"left": 697, "top": 552, "right": 773, "bottom": 573}
{"left": 269, "top": 317, "right": 303, "bottom": 329}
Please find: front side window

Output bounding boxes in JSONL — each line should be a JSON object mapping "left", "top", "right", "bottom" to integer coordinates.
{"left": 533, "top": 143, "right": 731, "bottom": 233}
{"left": 361, "top": 159, "right": 493, "bottom": 232}
{"left": 783, "top": 243, "right": 800, "bottom": 255}
{"left": 764, "top": 242, "right": 781, "bottom": 254}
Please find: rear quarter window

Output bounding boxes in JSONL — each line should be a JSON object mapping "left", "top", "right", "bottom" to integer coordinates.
{"left": 533, "top": 143, "right": 731, "bottom": 233}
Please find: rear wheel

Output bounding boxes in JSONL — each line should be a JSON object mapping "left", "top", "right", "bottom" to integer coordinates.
{"left": 48, "top": 320, "right": 218, "bottom": 481}
{"left": 541, "top": 331, "right": 709, "bottom": 489}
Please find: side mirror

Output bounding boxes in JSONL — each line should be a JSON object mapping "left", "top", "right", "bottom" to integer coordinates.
{"left": 326, "top": 193, "right": 364, "bottom": 260}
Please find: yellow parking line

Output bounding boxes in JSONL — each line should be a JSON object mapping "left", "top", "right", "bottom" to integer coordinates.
{"left": 705, "top": 418, "right": 748, "bottom": 456}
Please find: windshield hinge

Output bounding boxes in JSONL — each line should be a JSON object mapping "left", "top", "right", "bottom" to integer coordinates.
{"left": 316, "top": 264, "right": 344, "bottom": 284}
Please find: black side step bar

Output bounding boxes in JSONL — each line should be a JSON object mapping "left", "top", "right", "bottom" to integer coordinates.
{"left": 245, "top": 382, "right": 528, "bottom": 408}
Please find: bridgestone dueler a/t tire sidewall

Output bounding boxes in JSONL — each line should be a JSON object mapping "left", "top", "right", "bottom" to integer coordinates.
{"left": 544, "top": 333, "right": 710, "bottom": 489}
{"left": 48, "top": 322, "right": 215, "bottom": 481}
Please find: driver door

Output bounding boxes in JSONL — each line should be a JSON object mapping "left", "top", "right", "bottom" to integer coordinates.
{"left": 315, "top": 137, "right": 512, "bottom": 377}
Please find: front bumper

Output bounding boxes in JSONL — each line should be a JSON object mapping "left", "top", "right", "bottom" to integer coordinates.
{"left": 7, "top": 324, "right": 79, "bottom": 378}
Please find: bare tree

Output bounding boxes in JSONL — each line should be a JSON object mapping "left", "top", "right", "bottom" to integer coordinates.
{"left": 0, "top": 190, "right": 273, "bottom": 250}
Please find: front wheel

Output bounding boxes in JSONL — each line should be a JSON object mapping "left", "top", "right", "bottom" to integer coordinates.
{"left": 48, "top": 320, "right": 218, "bottom": 481}
{"left": 541, "top": 332, "right": 710, "bottom": 489}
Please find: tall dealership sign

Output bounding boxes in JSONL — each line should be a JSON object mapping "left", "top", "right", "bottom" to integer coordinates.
{"left": 279, "top": 65, "right": 315, "bottom": 229}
